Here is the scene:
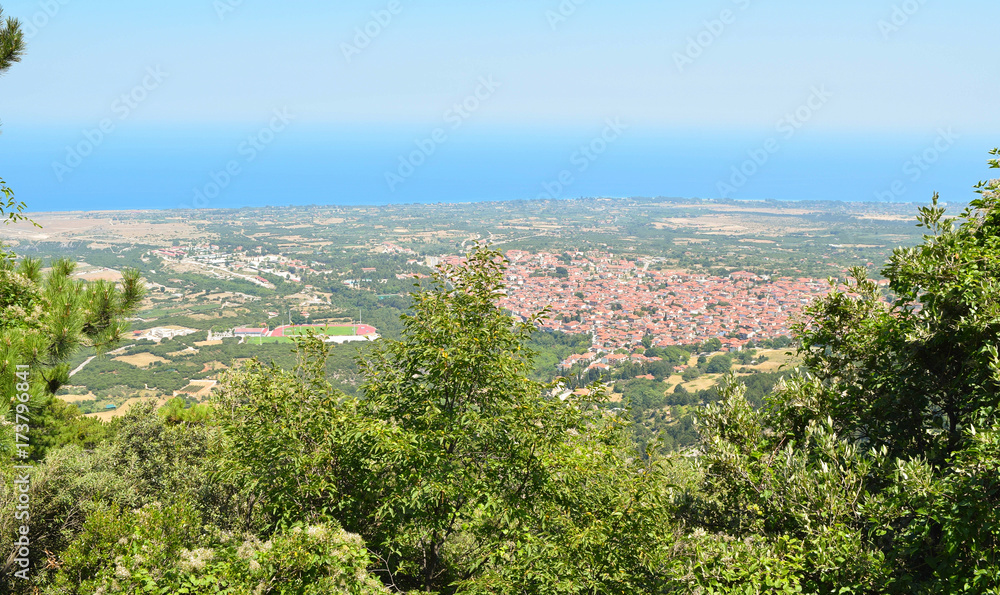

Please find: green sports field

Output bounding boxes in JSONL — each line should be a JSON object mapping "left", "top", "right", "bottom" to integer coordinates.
{"left": 281, "top": 325, "right": 356, "bottom": 337}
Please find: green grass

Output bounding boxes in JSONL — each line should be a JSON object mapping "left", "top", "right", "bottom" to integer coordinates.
{"left": 282, "top": 325, "right": 355, "bottom": 337}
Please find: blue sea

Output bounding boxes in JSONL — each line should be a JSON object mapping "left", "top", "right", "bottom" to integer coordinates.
{"left": 0, "top": 122, "right": 993, "bottom": 212}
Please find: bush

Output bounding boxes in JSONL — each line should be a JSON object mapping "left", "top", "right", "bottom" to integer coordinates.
{"left": 681, "top": 367, "right": 701, "bottom": 381}
{"left": 46, "top": 501, "right": 386, "bottom": 595}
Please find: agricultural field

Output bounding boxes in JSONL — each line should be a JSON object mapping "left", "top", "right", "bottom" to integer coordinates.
{"left": 113, "top": 353, "right": 169, "bottom": 368}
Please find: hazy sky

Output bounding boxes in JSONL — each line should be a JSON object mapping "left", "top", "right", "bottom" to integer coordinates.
{"left": 2, "top": 0, "right": 997, "bottom": 132}
{"left": 0, "top": 1, "right": 997, "bottom": 210}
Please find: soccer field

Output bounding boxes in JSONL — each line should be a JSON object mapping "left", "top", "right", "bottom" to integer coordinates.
{"left": 281, "top": 325, "right": 356, "bottom": 337}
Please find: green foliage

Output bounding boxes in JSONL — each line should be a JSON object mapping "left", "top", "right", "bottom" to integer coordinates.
{"left": 733, "top": 348, "right": 759, "bottom": 366}
{"left": 527, "top": 330, "right": 591, "bottom": 381}
{"left": 681, "top": 367, "right": 701, "bottom": 381}
{"left": 0, "top": 6, "right": 24, "bottom": 75}
{"left": 687, "top": 377, "right": 888, "bottom": 591}
{"left": 677, "top": 156, "right": 1000, "bottom": 593}
{"left": 218, "top": 246, "right": 676, "bottom": 593}
{"left": 47, "top": 501, "right": 386, "bottom": 595}
{"left": 0, "top": 176, "right": 33, "bottom": 236}
{"left": 37, "top": 398, "right": 110, "bottom": 451}
{"left": 701, "top": 337, "right": 723, "bottom": 352}
{"left": 706, "top": 354, "right": 732, "bottom": 374}
{"left": 0, "top": 402, "right": 254, "bottom": 590}
{"left": 643, "top": 345, "right": 691, "bottom": 365}
{"left": 792, "top": 184, "right": 1000, "bottom": 466}
{"left": 160, "top": 396, "right": 214, "bottom": 425}
{"left": 753, "top": 335, "right": 794, "bottom": 349}
{"left": 617, "top": 377, "right": 667, "bottom": 410}
{"left": 0, "top": 257, "right": 144, "bottom": 458}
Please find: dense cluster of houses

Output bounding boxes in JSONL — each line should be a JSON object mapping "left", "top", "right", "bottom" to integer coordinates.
{"left": 498, "top": 250, "right": 840, "bottom": 354}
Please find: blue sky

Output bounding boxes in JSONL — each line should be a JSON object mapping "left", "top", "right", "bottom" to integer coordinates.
{"left": 0, "top": 0, "right": 997, "bottom": 210}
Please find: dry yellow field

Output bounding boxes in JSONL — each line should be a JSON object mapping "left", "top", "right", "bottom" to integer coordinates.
{"left": 75, "top": 268, "right": 124, "bottom": 282}
{"left": 86, "top": 396, "right": 170, "bottom": 421}
{"left": 113, "top": 353, "right": 169, "bottom": 368}
{"left": 199, "top": 361, "right": 228, "bottom": 372}
{"left": 655, "top": 348, "right": 802, "bottom": 394}
{"left": 664, "top": 373, "right": 684, "bottom": 389}
{"left": 684, "top": 374, "right": 724, "bottom": 391}
{"left": 0, "top": 213, "right": 202, "bottom": 246}
{"left": 58, "top": 391, "right": 101, "bottom": 404}
{"left": 175, "top": 379, "right": 217, "bottom": 398}
{"left": 743, "top": 349, "right": 801, "bottom": 373}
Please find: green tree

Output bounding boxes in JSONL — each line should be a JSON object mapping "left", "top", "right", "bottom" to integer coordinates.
{"left": 705, "top": 354, "right": 732, "bottom": 374}
{"left": 1, "top": 259, "right": 144, "bottom": 457}
{"left": 218, "top": 246, "right": 675, "bottom": 593}
{"left": 792, "top": 183, "right": 1000, "bottom": 466}
{"left": 0, "top": 175, "right": 30, "bottom": 232}
{"left": 0, "top": 401, "right": 250, "bottom": 589}
{"left": 681, "top": 366, "right": 701, "bottom": 381}
{"left": 681, "top": 153, "right": 1000, "bottom": 592}
{"left": 701, "top": 337, "right": 722, "bottom": 352}
{"left": 0, "top": 6, "right": 23, "bottom": 75}
{"left": 1, "top": 5, "right": 27, "bottom": 231}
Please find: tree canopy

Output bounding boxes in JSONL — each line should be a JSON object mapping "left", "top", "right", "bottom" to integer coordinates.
{"left": 0, "top": 5, "right": 23, "bottom": 75}
{"left": 0, "top": 5, "right": 27, "bottom": 229}
{"left": 683, "top": 151, "right": 1000, "bottom": 593}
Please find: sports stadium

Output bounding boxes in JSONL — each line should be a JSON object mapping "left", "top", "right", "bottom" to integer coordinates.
{"left": 234, "top": 324, "right": 378, "bottom": 344}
